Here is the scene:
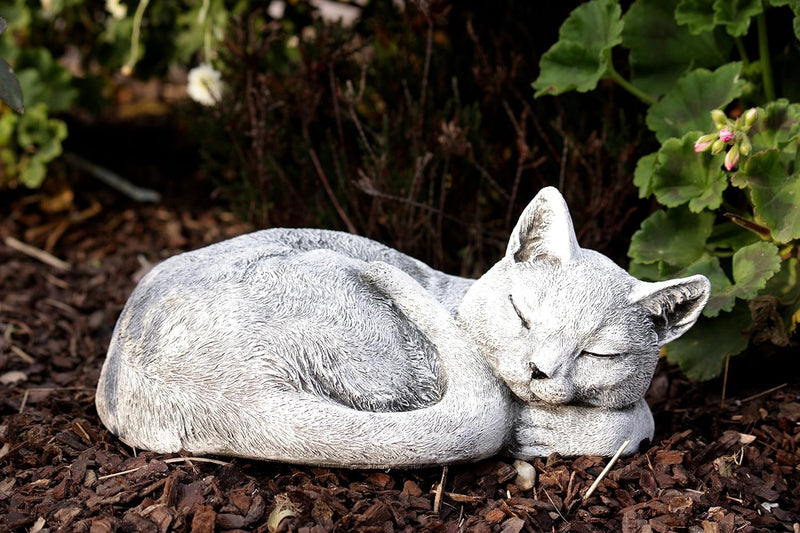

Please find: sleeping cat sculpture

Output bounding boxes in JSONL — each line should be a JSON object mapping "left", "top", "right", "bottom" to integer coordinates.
{"left": 95, "top": 187, "right": 710, "bottom": 468}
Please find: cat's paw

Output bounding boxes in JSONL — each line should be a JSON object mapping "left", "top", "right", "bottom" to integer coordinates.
{"left": 508, "top": 423, "right": 561, "bottom": 458}
{"left": 363, "top": 261, "right": 423, "bottom": 296}
{"left": 509, "top": 399, "right": 654, "bottom": 458}
{"left": 363, "top": 262, "right": 447, "bottom": 318}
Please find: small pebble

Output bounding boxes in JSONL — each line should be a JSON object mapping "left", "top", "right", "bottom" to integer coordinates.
{"left": 513, "top": 460, "right": 536, "bottom": 491}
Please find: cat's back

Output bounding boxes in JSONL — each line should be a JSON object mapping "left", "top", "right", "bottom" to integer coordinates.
{"left": 100, "top": 228, "right": 449, "bottom": 416}
{"left": 134, "top": 227, "right": 473, "bottom": 314}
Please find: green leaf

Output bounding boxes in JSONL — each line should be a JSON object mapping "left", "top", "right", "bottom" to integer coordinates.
{"left": 646, "top": 63, "right": 744, "bottom": 143}
{"left": 675, "top": 0, "right": 716, "bottom": 34}
{"left": 629, "top": 259, "right": 664, "bottom": 281}
{"left": 628, "top": 207, "right": 715, "bottom": 268}
{"left": 731, "top": 149, "right": 800, "bottom": 243}
{"left": 14, "top": 48, "right": 77, "bottom": 113}
{"left": 747, "top": 99, "right": 800, "bottom": 152}
{"left": 664, "top": 301, "right": 751, "bottom": 380}
{"left": 713, "top": 0, "right": 763, "bottom": 37}
{"left": 648, "top": 131, "right": 728, "bottom": 211}
{"left": 633, "top": 152, "right": 658, "bottom": 198}
{"left": 779, "top": 0, "right": 800, "bottom": 40}
{"left": 676, "top": 254, "right": 734, "bottom": 316}
{"left": 3, "top": 103, "right": 67, "bottom": 188}
{"left": 762, "top": 257, "right": 800, "bottom": 302}
{"left": 728, "top": 241, "right": 782, "bottom": 298}
{"left": 707, "top": 221, "right": 761, "bottom": 252}
{"left": 0, "top": 56, "right": 23, "bottom": 113}
{"left": 532, "top": 0, "right": 623, "bottom": 97}
{"left": 622, "top": 0, "right": 732, "bottom": 97}
{"left": 699, "top": 241, "right": 782, "bottom": 316}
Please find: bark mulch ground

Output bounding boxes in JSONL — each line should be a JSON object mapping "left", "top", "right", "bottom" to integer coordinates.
{"left": 1, "top": 193, "right": 799, "bottom": 533}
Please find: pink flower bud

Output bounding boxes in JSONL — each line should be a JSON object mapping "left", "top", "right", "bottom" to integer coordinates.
{"left": 724, "top": 145, "right": 740, "bottom": 171}
{"left": 739, "top": 136, "right": 752, "bottom": 156}
{"left": 711, "top": 109, "right": 728, "bottom": 129}
{"left": 694, "top": 133, "right": 717, "bottom": 152}
{"left": 719, "top": 128, "right": 735, "bottom": 143}
{"left": 744, "top": 108, "right": 758, "bottom": 128}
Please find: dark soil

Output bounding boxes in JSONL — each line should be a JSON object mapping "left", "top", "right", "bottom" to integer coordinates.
{"left": 1, "top": 190, "right": 799, "bottom": 533}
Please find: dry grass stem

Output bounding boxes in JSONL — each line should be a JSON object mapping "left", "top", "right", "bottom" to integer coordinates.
{"left": 582, "top": 439, "right": 631, "bottom": 502}
{"left": 10, "top": 345, "right": 35, "bottom": 364}
{"left": 721, "top": 355, "right": 730, "bottom": 408}
{"left": 543, "top": 487, "right": 567, "bottom": 523}
{"left": 433, "top": 465, "right": 448, "bottom": 513}
{"left": 309, "top": 148, "right": 356, "bottom": 234}
{"left": 741, "top": 383, "right": 788, "bottom": 403}
{"left": 97, "top": 457, "right": 232, "bottom": 481}
{"left": 4, "top": 236, "right": 71, "bottom": 270}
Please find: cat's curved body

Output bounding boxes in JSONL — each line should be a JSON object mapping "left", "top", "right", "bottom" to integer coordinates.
{"left": 96, "top": 188, "right": 710, "bottom": 467}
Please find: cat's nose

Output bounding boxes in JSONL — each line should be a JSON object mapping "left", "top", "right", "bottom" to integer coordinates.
{"left": 529, "top": 361, "right": 549, "bottom": 380}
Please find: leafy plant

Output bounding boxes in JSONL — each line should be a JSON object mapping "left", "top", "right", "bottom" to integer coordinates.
{"left": 0, "top": 16, "right": 23, "bottom": 113}
{"left": 0, "top": 0, "right": 236, "bottom": 190}
{"left": 533, "top": 0, "right": 800, "bottom": 380}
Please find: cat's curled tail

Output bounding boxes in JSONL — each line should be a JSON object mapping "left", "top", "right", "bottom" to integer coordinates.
{"left": 96, "top": 262, "right": 513, "bottom": 468}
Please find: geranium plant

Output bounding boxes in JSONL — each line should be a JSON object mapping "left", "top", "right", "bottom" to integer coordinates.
{"left": 533, "top": 0, "right": 800, "bottom": 380}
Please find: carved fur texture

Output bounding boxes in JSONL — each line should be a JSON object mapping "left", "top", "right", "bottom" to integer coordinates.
{"left": 96, "top": 187, "right": 710, "bottom": 467}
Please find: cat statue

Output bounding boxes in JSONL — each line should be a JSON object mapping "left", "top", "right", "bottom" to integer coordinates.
{"left": 95, "top": 187, "right": 710, "bottom": 468}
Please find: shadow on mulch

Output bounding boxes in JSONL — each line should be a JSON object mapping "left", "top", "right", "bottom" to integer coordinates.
{"left": 1, "top": 190, "right": 798, "bottom": 533}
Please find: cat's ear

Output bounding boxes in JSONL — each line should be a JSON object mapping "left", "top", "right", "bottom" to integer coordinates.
{"left": 506, "top": 187, "right": 581, "bottom": 263}
{"left": 630, "top": 275, "right": 711, "bottom": 345}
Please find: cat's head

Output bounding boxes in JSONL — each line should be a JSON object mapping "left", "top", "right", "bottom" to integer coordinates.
{"left": 458, "top": 187, "right": 710, "bottom": 409}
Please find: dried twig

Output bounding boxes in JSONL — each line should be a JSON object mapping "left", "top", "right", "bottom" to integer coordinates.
{"left": 582, "top": 439, "right": 630, "bottom": 502}
{"left": 4, "top": 236, "right": 71, "bottom": 270}
{"left": 309, "top": 148, "right": 357, "bottom": 234}
{"left": 356, "top": 171, "right": 463, "bottom": 225}
{"left": 542, "top": 487, "right": 567, "bottom": 523}
{"left": 74, "top": 421, "right": 92, "bottom": 444}
{"left": 19, "top": 389, "right": 29, "bottom": 414}
{"left": 433, "top": 465, "right": 448, "bottom": 513}
{"left": 10, "top": 345, "right": 35, "bottom": 364}
{"left": 741, "top": 383, "right": 788, "bottom": 403}
{"left": 721, "top": 355, "right": 731, "bottom": 408}
{"left": 97, "top": 457, "right": 232, "bottom": 481}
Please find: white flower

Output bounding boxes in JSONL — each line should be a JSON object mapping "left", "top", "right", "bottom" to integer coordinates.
{"left": 41, "top": 0, "right": 56, "bottom": 18}
{"left": 187, "top": 64, "right": 224, "bottom": 106}
{"left": 310, "top": 0, "right": 361, "bottom": 27}
{"left": 105, "top": 0, "right": 128, "bottom": 20}
{"left": 268, "top": 0, "right": 286, "bottom": 19}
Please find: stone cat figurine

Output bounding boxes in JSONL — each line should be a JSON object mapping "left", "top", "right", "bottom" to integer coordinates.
{"left": 95, "top": 187, "right": 710, "bottom": 468}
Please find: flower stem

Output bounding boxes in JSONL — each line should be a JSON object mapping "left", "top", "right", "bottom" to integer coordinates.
{"left": 606, "top": 65, "right": 657, "bottom": 106}
{"left": 199, "top": 0, "right": 213, "bottom": 62}
{"left": 757, "top": 11, "right": 775, "bottom": 101}
{"left": 734, "top": 37, "right": 750, "bottom": 67}
{"left": 122, "top": 0, "right": 151, "bottom": 76}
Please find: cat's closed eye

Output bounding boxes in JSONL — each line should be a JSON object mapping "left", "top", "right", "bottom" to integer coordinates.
{"left": 508, "top": 295, "right": 530, "bottom": 330}
{"left": 581, "top": 350, "right": 619, "bottom": 358}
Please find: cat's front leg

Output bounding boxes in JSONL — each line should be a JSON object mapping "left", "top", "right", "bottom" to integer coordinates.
{"left": 509, "top": 398, "right": 654, "bottom": 459}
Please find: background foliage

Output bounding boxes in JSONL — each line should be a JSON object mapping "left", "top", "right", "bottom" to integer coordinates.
{"left": 0, "top": 0, "right": 644, "bottom": 276}
{"left": 4, "top": 0, "right": 796, "bottom": 381}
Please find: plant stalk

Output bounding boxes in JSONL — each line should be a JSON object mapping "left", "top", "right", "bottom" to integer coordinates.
{"left": 123, "top": 0, "right": 151, "bottom": 76}
{"left": 757, "top": 11, "right": 775, "bottom": 102}
{"left": 606, "top": 65, "right": 657, "bottom": 106}
{"left": 734, "top": 37, "right": 750, "bottom": 67}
